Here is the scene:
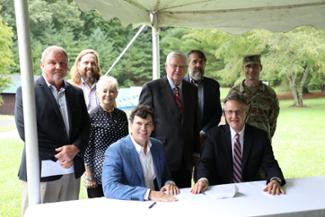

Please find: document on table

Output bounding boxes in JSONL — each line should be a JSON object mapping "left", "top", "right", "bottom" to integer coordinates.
{"left": 177, "top": 184, "right": 238, "bottom": 201}
{"left": 41, "top": 160, "right": 74, "bottom": 177}
{"left": 205, "top": 184, "right": 238, "bottom": 199}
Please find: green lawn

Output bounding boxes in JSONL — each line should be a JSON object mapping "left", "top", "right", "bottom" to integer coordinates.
{"left": 1, "top": 98, "right": 325, "bottom": 217}
{"left": 0, "top": 138, "right": 22, "bottom": 217}
{"left": 0, "top": 115, "right": 14, "bottom": 121}
{"left": 0, "top": 115, "right": 16, "bottom": 132}
{"left": 272, "top": 98, "right": 325, "bottom": 178}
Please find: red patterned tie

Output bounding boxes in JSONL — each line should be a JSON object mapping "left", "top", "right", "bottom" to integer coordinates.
{"left": 233, "top": 133, "right": 242, "bottom": 183}
{"left": 174, "top": 86, "right": 184, "bottom": 112}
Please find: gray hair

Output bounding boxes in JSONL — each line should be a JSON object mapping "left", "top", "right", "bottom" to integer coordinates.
{"left": 224, "top": 92, "right": 248, "bottom": 106}
{"left": 165, "top": 51, "right": 187, "bottom": 64}
{"left": 96, "top": 75, "right": 118, "bottom": 92}
{"left": 40, "top": 45, "right": 68, "bottom": 63}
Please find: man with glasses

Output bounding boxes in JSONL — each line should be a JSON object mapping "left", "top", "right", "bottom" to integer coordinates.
{"left": 139, "top": 51, "right": 200, "bottom": 188}
{"left": 191, "top": 92, "right": 285, "bottom": 195}
{"left": 228, "top": 54, "right": 279, "bottom": 139}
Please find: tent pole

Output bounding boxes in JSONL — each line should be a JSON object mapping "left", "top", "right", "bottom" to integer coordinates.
{"left": 14, "top": 0, "right": 40, "bottom": 206}
{"left": 151, "top": 12, "right": 160, "bottom": 80}
{"left": 106, "top": 25, "right": 146, "bottom": 75}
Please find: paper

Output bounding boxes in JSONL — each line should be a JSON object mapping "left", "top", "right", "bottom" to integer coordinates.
{"left": 205, "top": 184, "right": 238, "bottom": 199}
{"left": 176, "top": 184, "right": 238, "bottom": 201}
{"left": 41, "top": 160, "right": 74, "bottom": 177}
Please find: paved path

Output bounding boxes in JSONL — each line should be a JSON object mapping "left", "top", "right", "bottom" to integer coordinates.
{"left": 0, "top": 129, "right": 19, "bottom": 139}
{"left": 0, "top": 115, "right": 19, "bottom": 139}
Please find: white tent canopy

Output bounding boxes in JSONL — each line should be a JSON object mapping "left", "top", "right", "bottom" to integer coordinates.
{"left": 75, "top": 0, "right": 325, "bottom": 78}
{"left": 14, "top": 0, "right": 325, "bottom": 208}
{"left": 76, "top": 0, "right": 325, "bottom": 33}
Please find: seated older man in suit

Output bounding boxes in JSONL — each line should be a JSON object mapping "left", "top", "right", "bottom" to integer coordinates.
{"left": 102, "top": 105, "right": 179, "bottom": 201}
{"left": 192, "top": 92, "right": 285, "bottom": 195}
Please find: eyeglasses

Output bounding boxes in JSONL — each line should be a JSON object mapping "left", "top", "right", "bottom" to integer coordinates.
{"left": 168, "top": 64, "right": 187, "bottom": 70}
{"left": 224, "top": 109, "right": 245, "bottom": 116}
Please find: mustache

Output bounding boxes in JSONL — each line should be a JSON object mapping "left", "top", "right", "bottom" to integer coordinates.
{"left": 84, "top": 76, "right": 96, "bottom": 83}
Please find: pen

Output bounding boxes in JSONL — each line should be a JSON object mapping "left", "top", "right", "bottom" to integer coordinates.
{"left": 148, "top": 201, "right": 157, "bottom": 209}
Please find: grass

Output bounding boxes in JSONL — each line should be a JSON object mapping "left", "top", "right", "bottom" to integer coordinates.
{"left": 0, "top": 115, "right": 14, "bottom": 121}
{"left": 272, "top": 98, "right": 325, "bottom": 178}
{"left": 0, "top": 137, "right": 88, "bottom": 217}
{"left": 0, "top": 138, "right": 22, "bottom": 217}
{"left": 0, "top": 115, "right": 16, "bottom": 132}
{"left": 0, "top": 125, "right": 16, "bottom": 132}
{"left": 1, "top": 97, "right": 325, "bottom": 216}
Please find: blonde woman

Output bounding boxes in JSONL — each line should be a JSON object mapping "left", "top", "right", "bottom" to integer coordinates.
{"left": 84, "top": 75, "right": 128, "bottom": 198}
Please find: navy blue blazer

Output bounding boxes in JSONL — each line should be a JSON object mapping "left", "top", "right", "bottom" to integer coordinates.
{"left": 102, "top": 135, "right": 172, "bottom": 201}
{"left": 195, "top": 124, "right": 286, "bottom": 185}
{"left": 15, "top": 76, "right": 90, "bottom": 182}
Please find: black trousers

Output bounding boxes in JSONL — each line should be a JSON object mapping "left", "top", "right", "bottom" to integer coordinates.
{"left": 171, "top": 169, "right": 192, "bottom": 188}
{"left": 87, "top": 184, "right": 104, "bottom": 198}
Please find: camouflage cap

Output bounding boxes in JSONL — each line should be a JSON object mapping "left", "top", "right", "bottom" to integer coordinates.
{"left": 243, "top": 54, "right": 261, "bottom": 66}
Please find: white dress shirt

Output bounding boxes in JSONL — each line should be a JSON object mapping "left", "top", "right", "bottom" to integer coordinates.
{"left": 80, "top": 79, "right": 98, "bottom": 113}
{"left": 229, "top": 126, "right": 245, "bottom": 160}
{"left": 43, "top": 76, "right": 70, "bottom": 136}
{"left": 130, "top": 135, "right": 156, "bottom": 200}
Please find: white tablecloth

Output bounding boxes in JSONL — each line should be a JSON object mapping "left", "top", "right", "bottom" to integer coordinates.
{"left": 25, "top": 176, "right": 325, "bottom": 217}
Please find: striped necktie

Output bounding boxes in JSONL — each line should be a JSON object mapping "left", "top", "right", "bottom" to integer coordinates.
{"left": 174, "top": 86, "right": 184, "bottom": 112}
{"left": 233, "top": 133, "right": 242, "bottom": 183}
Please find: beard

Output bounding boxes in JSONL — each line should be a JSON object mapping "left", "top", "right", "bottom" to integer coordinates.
{"left": 85, "top": 75, "right": 97, "bottom": 84}
{"left": 81, "top": 69, "right": 98, "bottom": 84}
{"left": 189, "top": 69, "right": 203, "bottom": 81}
{"left": 51, "top": 72, "right": 65, "bottom": 84}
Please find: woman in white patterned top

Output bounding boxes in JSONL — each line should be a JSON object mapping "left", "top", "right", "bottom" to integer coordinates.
{"left": 84, "top": 75, "right": 128, "bottom": 198}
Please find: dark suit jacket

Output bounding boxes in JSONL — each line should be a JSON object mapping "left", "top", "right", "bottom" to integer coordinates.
{"left": 102, "top": 135, "right": 172, "bottom": 201}
{"left": 195, "top": 124, "right": 285, "bottom": 185}
{"left": 15, "top": 76, "right": 90, "bottom": 182}
{"left": 184, "top": 76, "right": 222, "bottom": 132}
{"left": 139, "top": 77, "right": 200, "bottom": 172}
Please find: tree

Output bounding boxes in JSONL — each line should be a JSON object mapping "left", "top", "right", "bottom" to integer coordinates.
{"left": 0, "top": 19, "right": 14, "bottom": 104}
{"left": 181, "top": 27, "right": 325, "bottom": 107}
{"left": 28, "top": 0, "right": 84, "bottom": 41}
{"left": 83, "top": 27, "right": 115, "bottom": 74}
{"left": 2, "top": 0, "right": 324, "bottom": 94}
{"left": 0, "top": 0, "right": 85, "bottom": 74}
{"left": 264, "top": 27, "right": 325, "bottom": 107}
{"left": 103, "top": 25, "right": 152, "bottom": 86}
{"left": 160, "top": 28, "right": 226, "bottom": 81}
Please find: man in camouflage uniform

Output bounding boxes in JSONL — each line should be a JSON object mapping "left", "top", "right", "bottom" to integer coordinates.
{"left": 229, "top": 54, "right": 279, "bottom": 138}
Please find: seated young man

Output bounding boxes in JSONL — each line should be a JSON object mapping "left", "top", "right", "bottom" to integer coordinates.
{"left": 102, "top": 105, "right": 179, "bottom": 201}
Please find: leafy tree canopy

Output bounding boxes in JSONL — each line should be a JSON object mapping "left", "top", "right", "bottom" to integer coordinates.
{"left": 0, "top": 19, "right": 14, "bottom": 104}
{"left": 1, "top": 0, "right": 324, "bottom": 106}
